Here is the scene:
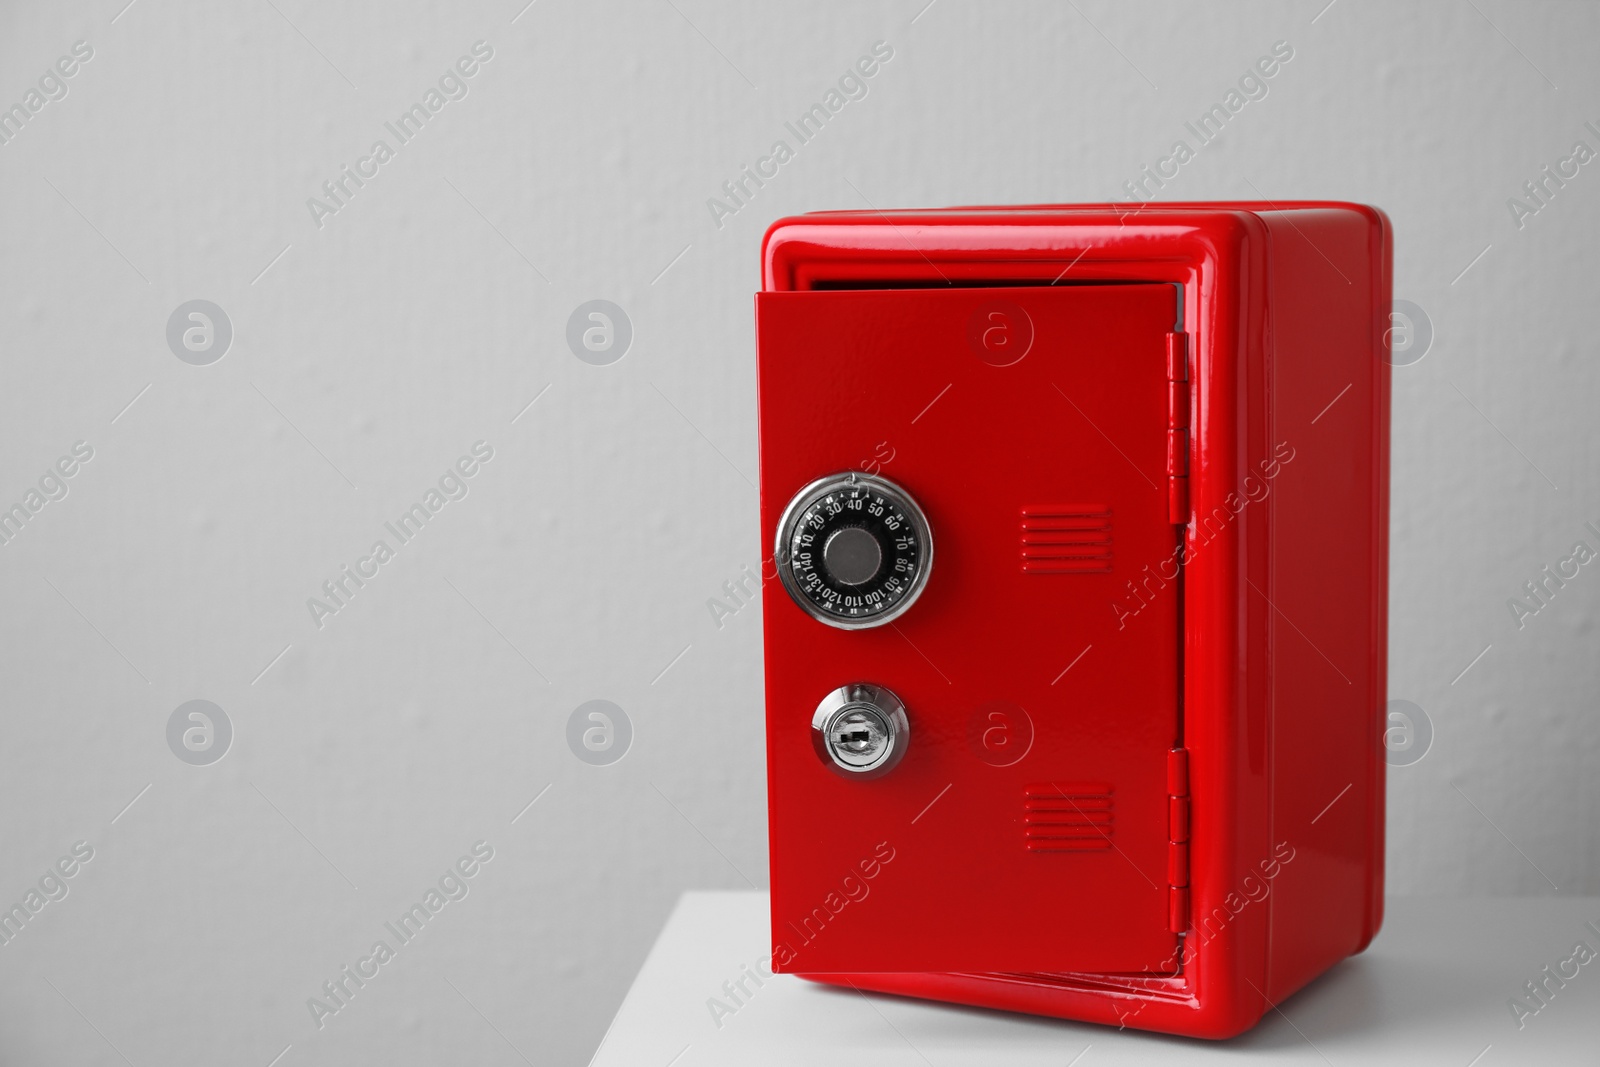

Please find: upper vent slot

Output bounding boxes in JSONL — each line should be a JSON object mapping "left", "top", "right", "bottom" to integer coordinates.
{"left": 1020, "top": 506, "right": 1112, "bottom": 574}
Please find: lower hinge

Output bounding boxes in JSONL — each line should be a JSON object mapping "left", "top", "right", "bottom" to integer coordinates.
{"left": 1167, "top": 746, "right": 1190, "bottom": 933}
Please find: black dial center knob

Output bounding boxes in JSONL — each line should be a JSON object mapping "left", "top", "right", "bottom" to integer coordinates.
{"left": 822, "top": 526, "right": 883, "bottom": 586}
{"left": 775, "top": 473, "right": 933, "bottom": 629}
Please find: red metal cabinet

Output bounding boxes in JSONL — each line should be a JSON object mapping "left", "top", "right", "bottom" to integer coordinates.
{"left": 755, "top": 203, "right": 1390, "bottom": 1038}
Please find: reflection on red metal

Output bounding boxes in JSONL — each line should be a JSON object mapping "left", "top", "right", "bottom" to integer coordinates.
{"left": 755, "top": 203, "right": 1390, "bottom": 1039}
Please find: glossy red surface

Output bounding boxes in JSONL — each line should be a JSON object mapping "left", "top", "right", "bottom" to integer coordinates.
{"left": 755, "top": 203, "right": 1391, "bottom": 1038}
{"left": 759, "top": 285, "right": 1182, "bottom": 973}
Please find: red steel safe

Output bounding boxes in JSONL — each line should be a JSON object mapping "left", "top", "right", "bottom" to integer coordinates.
{"left": 754, "top": 203, "right": 1390, "bottom": 1038}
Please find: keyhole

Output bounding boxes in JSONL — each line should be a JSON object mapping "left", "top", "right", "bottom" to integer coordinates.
{"left": 827, "top": 708, "right": 890, "bottom": 765}
{"left": 834, "top": 719, "right": 881, "bottom": 752}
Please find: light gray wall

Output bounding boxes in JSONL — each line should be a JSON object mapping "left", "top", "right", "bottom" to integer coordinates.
{"left": 0, "top": 1, "right": 1594, "bottom": 1063}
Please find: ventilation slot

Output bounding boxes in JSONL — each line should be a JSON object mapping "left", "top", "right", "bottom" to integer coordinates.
{"left": 1020, "top": 506, "right": 1112, "bottom": 573}
{"left": 1024, "top": 783, "right": 1114, "bottom": 852}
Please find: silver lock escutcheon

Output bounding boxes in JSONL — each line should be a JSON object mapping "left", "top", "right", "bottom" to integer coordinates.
{"left": 812, "top": 683, "right": 909, "bottom": 778}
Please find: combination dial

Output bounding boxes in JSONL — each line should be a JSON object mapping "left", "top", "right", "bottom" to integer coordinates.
{"left": 775, "top": 472, "right": 933, "bottom": 629}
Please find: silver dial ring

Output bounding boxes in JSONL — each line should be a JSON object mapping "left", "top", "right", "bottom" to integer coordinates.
{"left": 774, "top": 472, "right": 933, "bottom": 629}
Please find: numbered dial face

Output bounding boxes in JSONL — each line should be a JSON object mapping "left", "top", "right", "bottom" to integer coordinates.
{"left": 776, "top": 474, "right": 933, "bottom": 629}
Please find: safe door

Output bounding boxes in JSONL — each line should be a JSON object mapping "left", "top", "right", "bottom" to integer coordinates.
{"left": 758, "top": 284, "right": 1183, "bottom": 974}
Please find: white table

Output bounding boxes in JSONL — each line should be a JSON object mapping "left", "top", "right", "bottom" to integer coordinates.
{"left": 592, "top": 891, "right": 1600, "bottom": 1065}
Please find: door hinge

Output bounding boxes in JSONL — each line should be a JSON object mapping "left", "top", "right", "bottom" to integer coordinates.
{"left": 1167, "top": 745, "right": 1190, "bottom": 933}
{"left": 1166, "top": 332, "right": 1190, "bottom": 525}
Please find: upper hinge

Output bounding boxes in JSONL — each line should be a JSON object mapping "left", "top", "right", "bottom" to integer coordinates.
{"left": 1165, "top": 332, "right": 1190, "bottom": 525}
{"left": 1167, "top": 746, "right": 1191, "bottom": 933}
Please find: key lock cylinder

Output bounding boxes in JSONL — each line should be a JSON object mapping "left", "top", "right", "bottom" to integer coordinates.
{"left": 776, "top": 472, "right": 931, "bottom": 778}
